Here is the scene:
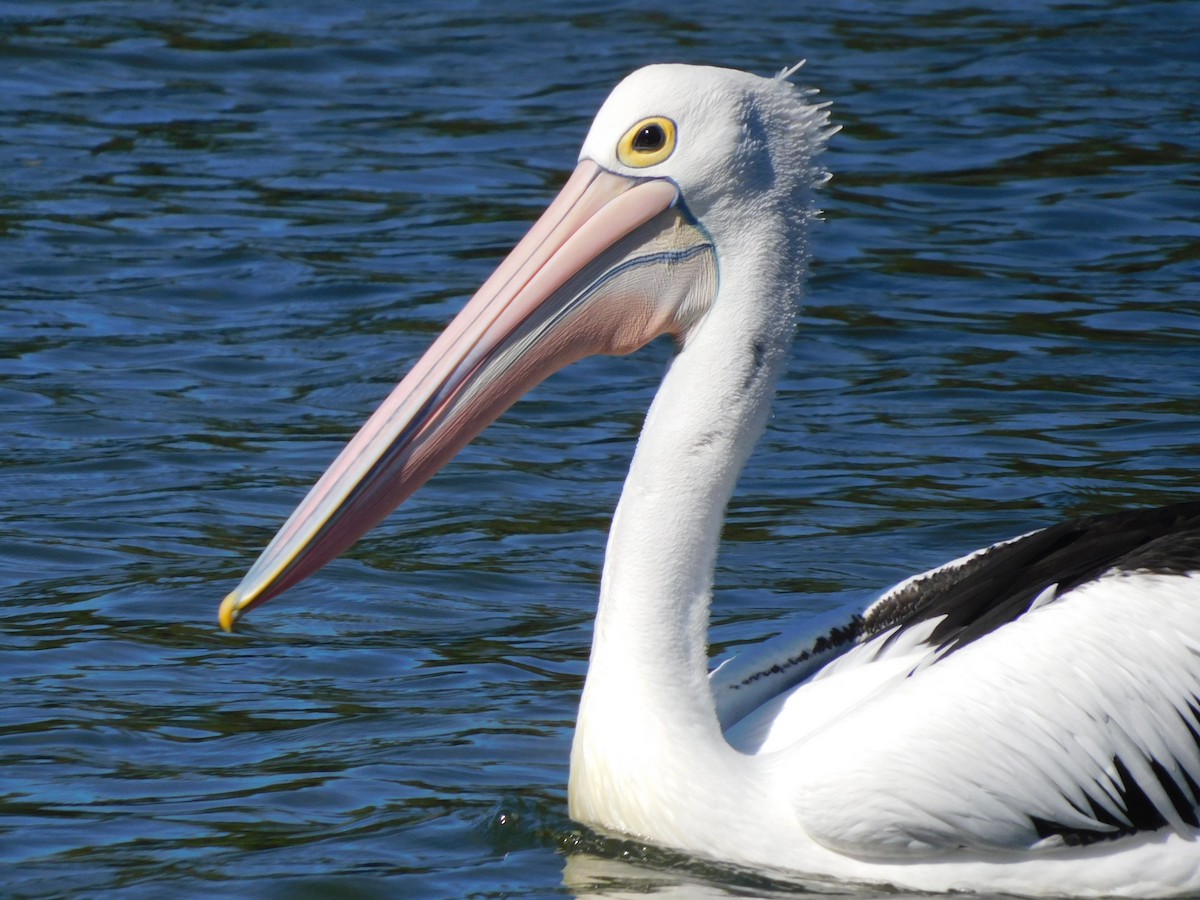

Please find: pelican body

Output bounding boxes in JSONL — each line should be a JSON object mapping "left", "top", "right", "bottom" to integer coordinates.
{"left": 219, "top": 65, "right": 1200, "bottom": 896}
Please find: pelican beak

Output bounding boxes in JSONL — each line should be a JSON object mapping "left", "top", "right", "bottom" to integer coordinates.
{"left": 219, "top": 160, "right": 716, "bottom": 631}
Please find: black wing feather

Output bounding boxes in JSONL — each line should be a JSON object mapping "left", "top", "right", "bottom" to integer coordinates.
{"left": 862, "top": 500, "right": 1200, "bottom": 660}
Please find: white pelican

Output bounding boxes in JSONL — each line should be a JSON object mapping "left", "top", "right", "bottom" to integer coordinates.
{"left": 218, "top": 64, "right": 1200, "bottom": 896}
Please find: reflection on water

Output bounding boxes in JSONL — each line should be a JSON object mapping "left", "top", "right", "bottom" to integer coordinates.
{"left": 2, "top": 1, "right": 1198, "bottom": 896}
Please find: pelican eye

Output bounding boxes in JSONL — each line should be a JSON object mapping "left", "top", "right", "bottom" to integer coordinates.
{"left": 633, "top": 124, "right": 666, "bottom": 151}
{"left": 617, "top": 116, "right": 677, "bottom": 168}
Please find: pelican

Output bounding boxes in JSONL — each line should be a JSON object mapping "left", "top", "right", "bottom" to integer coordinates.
{"left": 218, "top": 65, "right": 1200, "bottom": 896}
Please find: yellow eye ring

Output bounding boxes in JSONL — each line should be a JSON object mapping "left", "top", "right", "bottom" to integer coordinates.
{"left": 616, "top": 116, "right": 677, "bottom": 168}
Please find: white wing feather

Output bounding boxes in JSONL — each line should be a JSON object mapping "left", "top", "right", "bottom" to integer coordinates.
{"left": 786, "top": 572, "right": 1200, "bottom": 856}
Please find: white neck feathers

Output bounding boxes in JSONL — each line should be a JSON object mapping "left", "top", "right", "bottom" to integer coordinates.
{"left": 568, "top": 218, "right": 801, "bottom": 843}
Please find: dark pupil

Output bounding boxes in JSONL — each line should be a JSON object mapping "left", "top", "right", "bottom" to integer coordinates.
{"left": 632, "top": 124, "right": 665, "bottom": 152}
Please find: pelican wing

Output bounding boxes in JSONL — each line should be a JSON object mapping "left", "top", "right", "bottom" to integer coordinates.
{"left": 791, "top": 503, "right": 1200, "bottom": 855}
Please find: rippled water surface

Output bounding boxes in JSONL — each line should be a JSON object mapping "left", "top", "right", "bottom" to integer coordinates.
{"left": 3, "top": 1, "right": 1199, "bottom": 896}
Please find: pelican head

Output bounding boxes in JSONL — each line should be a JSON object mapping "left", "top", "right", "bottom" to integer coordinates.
{"left": 219, "top": 64, "right": 831, "bottom": 631}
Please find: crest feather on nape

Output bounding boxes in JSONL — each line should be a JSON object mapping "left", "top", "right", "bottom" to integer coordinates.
{"left": 776, "top": 60, "right": 807, "bottom": 81}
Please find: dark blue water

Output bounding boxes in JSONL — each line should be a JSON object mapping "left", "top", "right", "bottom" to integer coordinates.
{"left": 3, "top": 2, "right": 1198, "bottom": 896}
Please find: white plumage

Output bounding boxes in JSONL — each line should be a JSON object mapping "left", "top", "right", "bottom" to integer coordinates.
{"left": 220, "top": 64, "right": 1200, "bottom": 896}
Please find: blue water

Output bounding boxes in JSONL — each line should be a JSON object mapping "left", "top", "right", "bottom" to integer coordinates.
{"left": 3, "top": 2, "right": 1199, "bottom": 897}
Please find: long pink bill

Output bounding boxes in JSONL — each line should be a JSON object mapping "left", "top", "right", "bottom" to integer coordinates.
{"left": 219, "top": 160, "right": 717, "bottom": 631}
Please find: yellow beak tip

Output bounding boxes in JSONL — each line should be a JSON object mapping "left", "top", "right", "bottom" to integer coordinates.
{"left": 218, "top": 592, "right": 241, "bottom": 633}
